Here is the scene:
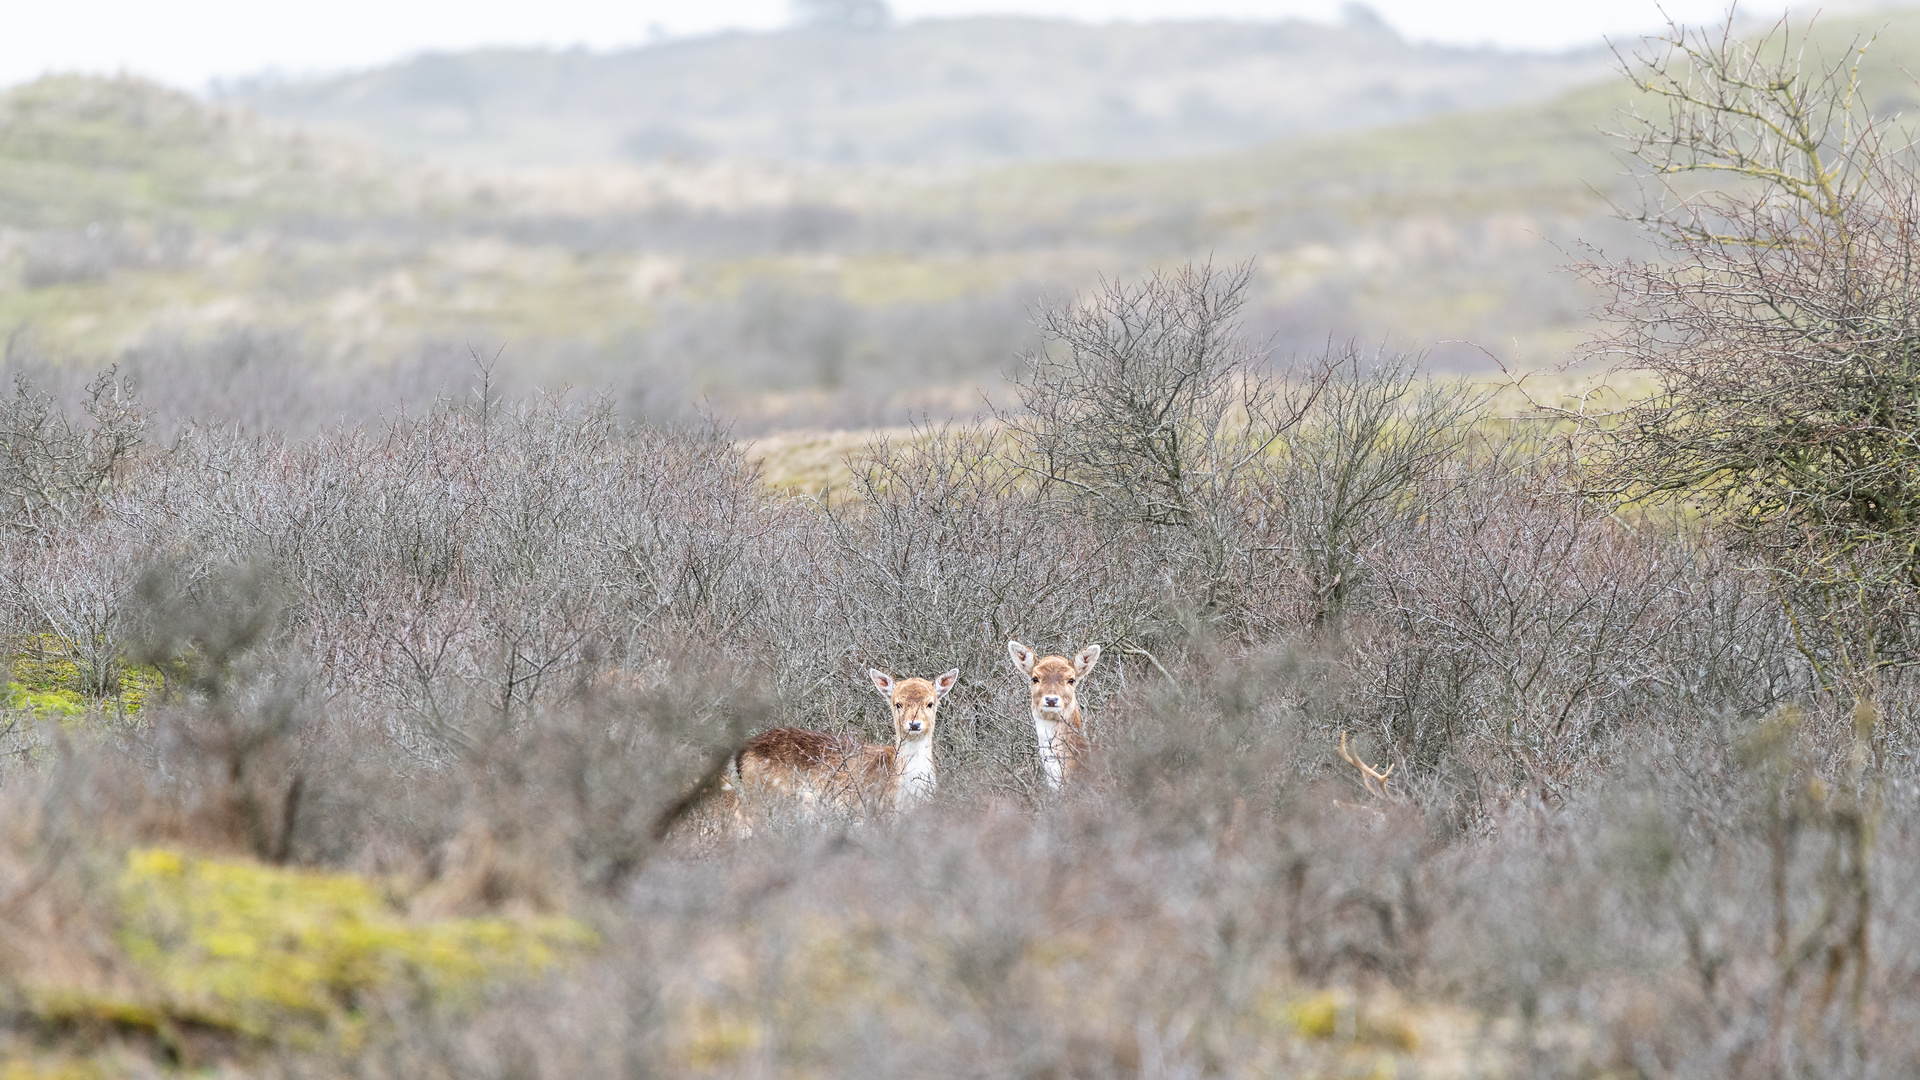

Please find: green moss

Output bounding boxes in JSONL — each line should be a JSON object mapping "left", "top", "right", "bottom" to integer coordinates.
{"left": 2, "top": 682, "right": 86, "bottom": 718}
{"left": 115, "top": 848, "right": 595, "bottom": 1043}
{"left": 4, "top": 635, "right": 164, "bottom": 718}
{"left": 0, "top": 1058, "right": 113, "bottom": 1080}
{"left": 1276, "top": 989, "right": 1418, "bottom": 1052}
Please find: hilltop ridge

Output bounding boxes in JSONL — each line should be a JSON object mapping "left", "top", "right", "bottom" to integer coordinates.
{"left": 222, "top": 14, "right": 1613, "bottom": 169}
{"left": 11, "top": 6, "right": 1920, "bottom": 431}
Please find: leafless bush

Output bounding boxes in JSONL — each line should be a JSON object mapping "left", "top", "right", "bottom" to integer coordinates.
{"left": 1002, "top": 261, "right": 1319, "bottom": 523}
{"left": 321, "top": 649, "right": 775, "bottom": 901}
{"left": 103, "top": 391, "right": 792, "bottom": 740}
{"left": 128, "top": 560, "right": 311, "bottom": 861}
{"left": 0, "top": 367, "right": 145, "bottom": 537}
{"left": 1346, "top": 447, "right": 1798, "bottom": 787}
{"left": 14, "top": 530, "right": 144, "bottom": 701}
{"left": 998, "top": 262, "right": 1328, "bottom": 632}
{"left": 1267, "top": 345, "right": 1482, "bottom": 627}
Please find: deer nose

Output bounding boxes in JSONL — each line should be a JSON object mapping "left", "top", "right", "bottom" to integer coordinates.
{"left": 1042, "top": 695, "right": 1061, "bottom": 708}
{"left": 907, "top": 720, "right": 924, "bottom": 733}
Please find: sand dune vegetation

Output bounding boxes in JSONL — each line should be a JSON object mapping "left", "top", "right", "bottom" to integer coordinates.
{"left": 7, "top": 11, "right": 1920, "bottom": 1079}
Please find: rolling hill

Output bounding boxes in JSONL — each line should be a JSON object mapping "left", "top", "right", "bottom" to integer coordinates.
{"left": 222, "top": 12, "right": 1612, "bottom": 169}
{"left": 8, "top": 7, "right": 1920, "bottom": 433}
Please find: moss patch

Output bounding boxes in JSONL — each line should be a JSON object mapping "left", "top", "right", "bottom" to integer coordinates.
{"left": 111, "top": 848, "right": 594, "bottom": 1044}
{"left": 4, "top": 635, "right": 164, "bottom": 719}
{"left": 1277, "top": 988, "right": 1419, "bottom": 1052}
{"left": 0, "top": 1058, "right": 114, "bottom": 1080}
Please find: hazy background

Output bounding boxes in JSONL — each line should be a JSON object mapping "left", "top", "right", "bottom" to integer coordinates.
{"left": 2, "top": 0, "right": 1912, "bottom": 434}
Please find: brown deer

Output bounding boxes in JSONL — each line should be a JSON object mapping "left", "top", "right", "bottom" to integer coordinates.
{"left": 728, "top": 668, "right": 959, "bottom": 822}
{"left": 1008, "top": 640, "right": 1101, "bottom": 790}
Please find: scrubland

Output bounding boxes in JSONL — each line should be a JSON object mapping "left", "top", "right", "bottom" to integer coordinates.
{"left": 0, "top": 42, "right": 1646, "bottom": 438}
{"left": 1, "top": 251, "right": 1914, "bottom": 1078}
{"left": 8, "top": 12, "right": 1920, "bottom": 1080}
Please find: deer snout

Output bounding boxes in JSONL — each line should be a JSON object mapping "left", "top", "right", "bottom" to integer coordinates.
{"left": 906, "top": 719, "right": 925, "bottom": 734}
{"left": 1040, "top": 694, "right": 1062, "bottom": 710}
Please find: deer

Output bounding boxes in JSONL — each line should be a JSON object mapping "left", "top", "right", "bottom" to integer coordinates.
{"left": 1336, "top": 731, "right": 1397, "bottom": 801}
{"left": 726, "top": 668, "right": 959, "bottom": 825}
{"left": 1007, "top": 640, "right": 1101, "bottom": 790}
{"left": 1333, "top": 731, "right": 1403, "bottom": 824}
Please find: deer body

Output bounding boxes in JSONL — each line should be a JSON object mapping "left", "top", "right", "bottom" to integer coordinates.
{"left": 1008, "top": 641, "right": 1101, "bottom": 790}
{"left": 730, "top": 668, "right": 957, "bottom": 818}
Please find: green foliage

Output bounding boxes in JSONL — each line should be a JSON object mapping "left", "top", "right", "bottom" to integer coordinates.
{"left": 0, "top": 75, "right": 392, "bottom": 231}
{"left": 114, "top": 848, "right": 595, "bottom": 1042}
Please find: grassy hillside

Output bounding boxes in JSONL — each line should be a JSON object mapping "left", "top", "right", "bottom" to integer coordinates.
{"left": 225, "top": 15, "right": 1611, "bottom": 169}
{"left": 0, "top": 75, "right": 401, "bottom": 230}
{"left": 0, "top": 75, "right": 1623, "bottom": 430}
{"left": 6, "top": 6, "right": 1920, "bottom": 432}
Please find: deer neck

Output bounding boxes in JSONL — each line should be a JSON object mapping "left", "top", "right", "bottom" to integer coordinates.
{"left": 1033, "top": 706, "right": 1086, "bottom": 791}
{"left": 891, "top": 735, "right": 936, "bottom": 808}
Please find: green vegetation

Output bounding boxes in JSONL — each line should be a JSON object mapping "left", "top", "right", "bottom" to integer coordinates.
{"left": 0, "top": 75, "right": 393, "bottom": 230}
{"left": 112, "top": 848, "right": 593, "bottom": 1042}
{"left": 4, "top": 636, "right": 162, "bottom": 719}
{"left": 0, "top": 8, "right": 1909, "bottom": 431}
{"left": 9, "top": 847, "right": 592, "bottom": 1072}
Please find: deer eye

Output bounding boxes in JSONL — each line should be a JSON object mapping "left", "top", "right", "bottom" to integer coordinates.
{"left": 1032, "top": 677, "right": 1040, "bottom": 684}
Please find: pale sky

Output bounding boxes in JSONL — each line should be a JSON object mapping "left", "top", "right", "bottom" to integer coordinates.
{"left": 2, "top": 0, "right": 1812, "bottom": 91}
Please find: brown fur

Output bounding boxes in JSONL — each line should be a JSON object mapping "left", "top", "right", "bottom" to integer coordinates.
{"left": 726, "top": 668, "right": 958, "bottom": 827}
{"left": 1008, "top": 641, "right": 1101, "bottom": 789}
{"left": 732, "top": 727, "right": 899, "bottom": 810}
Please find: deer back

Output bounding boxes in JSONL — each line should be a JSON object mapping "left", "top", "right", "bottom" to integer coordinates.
{"left": 734, "top": 727, "right": 898, "bottom": 810}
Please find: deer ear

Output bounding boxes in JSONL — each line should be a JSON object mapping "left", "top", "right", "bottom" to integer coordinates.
{"left": 1072, "top": 644, "right": 1102, "bottom": 677}
{"left": 868, "top": 669, "right": 896, "bottom": 699}
{"left": 1008, "top": 640, "right": 1037, "bottom": 675}
{"left": 934, "top": 668, "right": 960, "bottom": 698}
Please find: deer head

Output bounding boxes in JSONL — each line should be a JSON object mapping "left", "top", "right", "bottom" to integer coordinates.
{"left": 1008, "top": 640, "right": 1100, "bottom": 719}
{"left": 869, "top": 667, "right": 960, "bottom": 743}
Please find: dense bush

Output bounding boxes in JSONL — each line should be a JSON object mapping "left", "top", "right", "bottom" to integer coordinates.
{"left": 1, "top": 271, "right": 1911, "bottom": 1075}
{"left": 1591, "top": 18, "right": 1920, "bottom": 673}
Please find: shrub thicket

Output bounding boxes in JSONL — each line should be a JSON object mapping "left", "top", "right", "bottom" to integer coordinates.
{"left": 3, "top": 18, "right": 1919, "bottom": 1080}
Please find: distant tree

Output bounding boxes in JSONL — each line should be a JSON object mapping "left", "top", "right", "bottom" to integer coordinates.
{"left": 791, "top": 0, "right": 891, "bottom": 32}
{"left": 1587, "top": 16, "right": 1920, "bottom": 676}
{"left": 1339, "top": 3, "right": 1396, "bottom": 37}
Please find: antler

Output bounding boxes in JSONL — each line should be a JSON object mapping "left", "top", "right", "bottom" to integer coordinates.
{"left": 1337, "top": 731, "right": 1397, "bottom": 800}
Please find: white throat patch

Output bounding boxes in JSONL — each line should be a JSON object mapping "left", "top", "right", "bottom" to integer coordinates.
{"left": 895, "top": 736, "right": 937, "bottom": 806}
{"left": 1033, "top": 714, "right": 1066, "bottom": 790}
